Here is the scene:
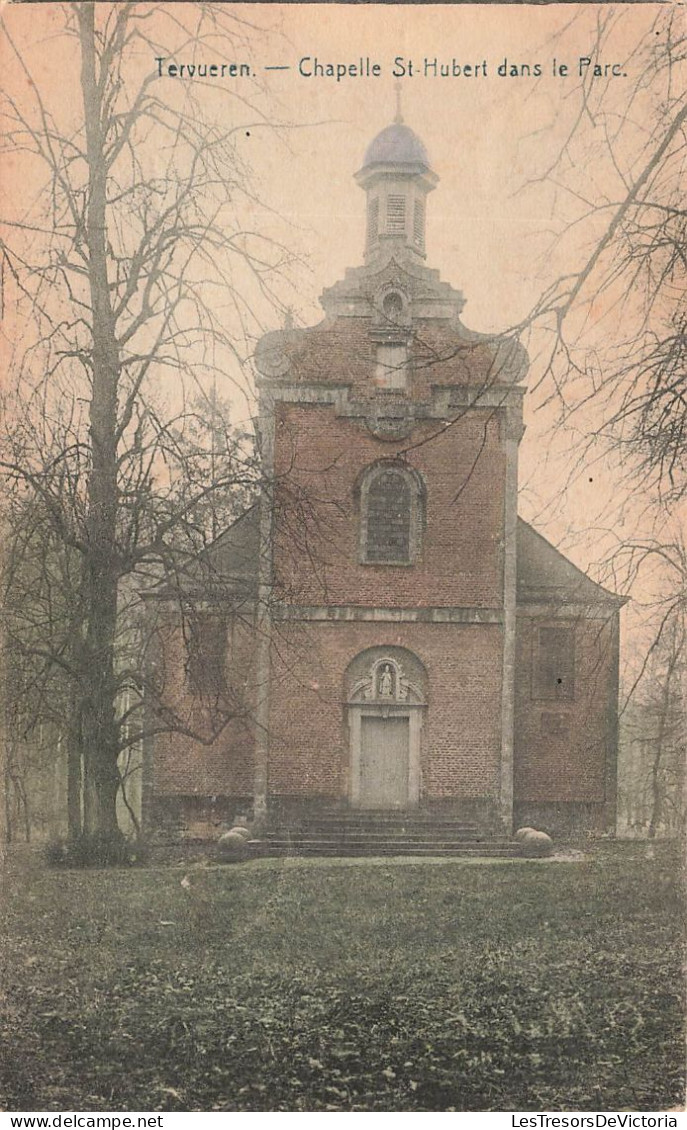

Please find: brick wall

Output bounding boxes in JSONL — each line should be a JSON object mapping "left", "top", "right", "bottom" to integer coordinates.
{"left": 152, "top": 603, "right": 618, "bottom": 817}
{"left": 281, "top": 317, "right": 512, "bottom": 399}
{"left": 152, "top": 611, "right": 257, "bottom": 798}
{"left": 514, "top": 613, "right": 616, "bottom": 806}
{"left": 273, "top": 405, "right": 505, "bottom": 609}
{"left": 267, "top": 621, "right": 503, "bottom": 803}
{"left": 150, "top": 307, "right": 618, "bottom": 830}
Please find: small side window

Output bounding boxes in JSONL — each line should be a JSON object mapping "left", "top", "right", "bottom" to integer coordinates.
{"left": 186, "top": 613, "right": 227, "bottom": 698}
{"left": 533, "top": 625, "right": 575, "bottom": 701}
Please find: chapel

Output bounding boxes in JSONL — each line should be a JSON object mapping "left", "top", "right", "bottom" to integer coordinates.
{"left": 144, "top": 114, "right": 624, "bottom": 844}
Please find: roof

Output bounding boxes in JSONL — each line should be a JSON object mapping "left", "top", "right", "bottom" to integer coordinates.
{"left": 362, "top": 122, "right": 431, "bottom": 171}
{"left": 517, "top": 519, "right": 626, "bottom": 608}
{"left": 197, "top": 510, "right": 624, "bottom": 610}
{"left": 202, "top": 505, "right": 260, "bottom": 585}
{"left": 145, "top": 506, "right": 260, "bottom": 601}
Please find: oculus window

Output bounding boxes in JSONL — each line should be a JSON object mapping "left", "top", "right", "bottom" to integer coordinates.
{"left": 382, "top": 291, "right": 404, "bottom": 322}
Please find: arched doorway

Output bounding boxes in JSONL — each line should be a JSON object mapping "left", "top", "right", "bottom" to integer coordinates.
{"left": 345, "top": 648, "right": 427, "bottom": 810}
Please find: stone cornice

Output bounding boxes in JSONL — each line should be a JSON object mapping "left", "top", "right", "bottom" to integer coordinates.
{"left": 273, "top": 604, "right": 503, "bottom": 624}
{"left": 516, "top": 600, "right": 624, "bottom": 618}
{"left": 258, "top": 381, "right": 525, "bottom": 414}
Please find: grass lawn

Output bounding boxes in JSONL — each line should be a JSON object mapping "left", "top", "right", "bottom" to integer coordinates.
{"left": 0, "top": 849, "right": 684, "bottom": 1112}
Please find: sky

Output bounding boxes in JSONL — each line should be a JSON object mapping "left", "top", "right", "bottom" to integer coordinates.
{"left": 1, "top": 2, "right": 681, "bottom": 673}
{"left": 183, "top": 3, "right": 672, "bottom": 561}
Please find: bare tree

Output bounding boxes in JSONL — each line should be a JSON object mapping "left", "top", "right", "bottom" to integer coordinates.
{"left": 619, "top": 605, "right": 686, "bottom": 838}
{"left": 512, "top": 9, "right": 687, "bottom": 834}
{"left": 2, "top": 484, "right": 85, "bottom": 842}
{"left": 0, "top": 3, "right": 285, "bottom": 849}
{"left": 519, "top": 8, "right": 687, "bottom": 510}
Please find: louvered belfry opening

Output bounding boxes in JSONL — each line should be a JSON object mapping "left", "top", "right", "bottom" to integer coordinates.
{"left": 386, "top": 193, "right": 406, "bottom": 234}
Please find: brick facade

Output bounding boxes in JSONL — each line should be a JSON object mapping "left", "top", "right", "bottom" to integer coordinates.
{"left": 513, "top": 611, "right": 619, "bottom": 832}
{"left": 273, "top": 405, "right": 505, "bottom": 609}
{"left": 149, "top": 614, "right": 257, "bottom": 799}
{"left": 147, "top": 117, "right": 623, "bottom": 840}
{"left": 266, "top": 622, "right": 503, "bottom": 804}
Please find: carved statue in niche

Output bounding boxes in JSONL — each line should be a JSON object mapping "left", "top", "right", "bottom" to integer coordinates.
{"left": 350, "top": 656, "right": 422, "bottom": 705}
{"left": 378, "top": 664, "right": 394, "bottom": 698}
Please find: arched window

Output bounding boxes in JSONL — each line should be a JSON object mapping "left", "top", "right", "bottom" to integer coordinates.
{"left": 359, "top": 463, "right": 423, "bottom": 565}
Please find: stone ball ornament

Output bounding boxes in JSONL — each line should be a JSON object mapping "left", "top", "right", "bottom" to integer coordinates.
{"left": 514, "top": 826, "right": 537, "bottom": 843}
{"left": 254, "top": 330, "right": 292, "bottom": 379}
{"left": 490, "top": 335, "right": 529, "bottom": 384}
{"left": 518, "top": 830, "right": 554, "bottom": 858}
{"left": 216, "top": 829, "right": 251, "bottom": 862}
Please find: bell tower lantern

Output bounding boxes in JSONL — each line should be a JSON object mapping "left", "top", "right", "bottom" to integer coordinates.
{"left": 355, "top": 102, "right": 438, "bottom": 266}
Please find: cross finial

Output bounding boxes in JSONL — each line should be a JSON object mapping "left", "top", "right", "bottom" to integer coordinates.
{"left": 394, "top": 81, "right": 403, "bottom": 125}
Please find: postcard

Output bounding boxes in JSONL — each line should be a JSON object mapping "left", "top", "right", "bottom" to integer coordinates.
{"left": 0, "top": 1, "right": 684, "bottom": 1116}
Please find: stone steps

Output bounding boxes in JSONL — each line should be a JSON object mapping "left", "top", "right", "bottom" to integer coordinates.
{"left": 284, "top": 822, "right": 485, "bottom": 835}
{"left": 291, "top": 811, "right": 485, "bottom": 822}
{"left": 264, "top": 818, "right": 501, "bottom": 839}
{"left": 248, "top": 811, "right": 515, "bottom": 859}
{"left": 252, "top": 839, "right": 517, "bottom": 858}
{"left": 263, "top": 831, "right": 500, "bottom": 844}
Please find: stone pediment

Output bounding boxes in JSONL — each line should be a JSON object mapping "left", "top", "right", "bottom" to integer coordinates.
{"left": 253, "top": 250, "right": 529, "bottom": 388}
{"left": 321, "top": 255, "right": 465, "bottom": 321}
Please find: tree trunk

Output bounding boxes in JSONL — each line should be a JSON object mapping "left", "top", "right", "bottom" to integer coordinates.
{"left": 66, "top": 717, "right": 83, "bottom": 842}
{"left": 647, "top": 645, "right": 679, "bottom": 840}
{"left": 3, "top": 756, "right": 13, "bottom": 845}
{"left": 78, "top": 3, "right": 123, "bottom": 842}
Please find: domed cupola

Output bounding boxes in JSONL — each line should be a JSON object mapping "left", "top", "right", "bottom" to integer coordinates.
{"left": 362, "top": 122, "right": 431, "bottom": 172}
{"left": 355, "top": 102, "right": 438, "bottom": 266}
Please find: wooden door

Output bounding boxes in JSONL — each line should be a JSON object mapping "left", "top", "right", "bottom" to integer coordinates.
{"left": 359, "top": 715, "right": 410, "bottom": 809}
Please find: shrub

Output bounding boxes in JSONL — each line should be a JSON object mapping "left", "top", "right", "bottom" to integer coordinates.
{"left": 44, "top": 833, "right": 149, "bottom": 868}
